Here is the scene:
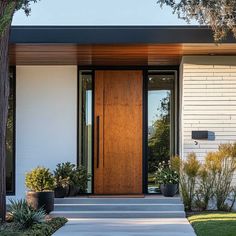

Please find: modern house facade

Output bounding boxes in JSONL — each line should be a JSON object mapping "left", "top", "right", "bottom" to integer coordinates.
{"left": 7, "top": 26, "right": 236, "bottom": 199}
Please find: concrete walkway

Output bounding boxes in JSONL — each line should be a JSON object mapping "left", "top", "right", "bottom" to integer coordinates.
{"left": 53, "top": 218, "right": 196, "bottom": 236}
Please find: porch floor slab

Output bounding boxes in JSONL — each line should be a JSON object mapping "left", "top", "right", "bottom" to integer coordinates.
{"left": 53, "top": 218, "right": 196, "bottom": 236}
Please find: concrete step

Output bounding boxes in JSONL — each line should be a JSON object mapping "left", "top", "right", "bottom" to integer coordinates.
{"left": 50, "top": 210, "right": 186, "bottom": 218}
{"left": 54, "top": 203, "right": 184, "bottom": 212}
{"left": 52, "top": 196, "right": 186, "bottom": 218}
{"left": 54, "top": 197, "right": 182, "bottom": 205}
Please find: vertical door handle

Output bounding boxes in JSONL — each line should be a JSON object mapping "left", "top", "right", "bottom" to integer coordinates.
{"left": 96, "top": 116, "right": 100, "bottom": 168}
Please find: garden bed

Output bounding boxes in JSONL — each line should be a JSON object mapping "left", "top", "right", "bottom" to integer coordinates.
{"left": 0, "top": 217, "right": 67, "bottom": 236}
{"left": 188, "top": 212, "right": 236, "bottom": 236}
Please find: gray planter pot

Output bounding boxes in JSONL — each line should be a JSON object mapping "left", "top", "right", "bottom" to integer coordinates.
{"left": 160, "top": 184, "right": 178, "bottom": 197}
{"left": 26, "top": 191, "right": 54, "bottom": 213}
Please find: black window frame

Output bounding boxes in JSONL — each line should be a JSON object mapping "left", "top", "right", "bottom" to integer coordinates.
{"left": 77, "top": 66, "right": 179, "bottom": 194}
{"left": 6, "top": 66, "right": 16, "bottom": 196}
{"left": 145, "top": 70, "right": 178, "bottom": 194}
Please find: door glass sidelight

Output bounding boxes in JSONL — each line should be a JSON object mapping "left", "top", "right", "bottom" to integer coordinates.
{"left": 147, "top": 72, "right": 176, "bottom": 194}
{"left": 78, "top": 71, "right": 93, "bottom": 193}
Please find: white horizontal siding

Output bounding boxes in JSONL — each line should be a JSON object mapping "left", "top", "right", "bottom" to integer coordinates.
{"left": 181, "top": 56, "right": 236, "bottom": 189}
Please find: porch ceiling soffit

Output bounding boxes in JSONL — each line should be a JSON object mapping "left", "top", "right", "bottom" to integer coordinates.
{"left": 9, "top": 43, "right": 236, "bottom": 66}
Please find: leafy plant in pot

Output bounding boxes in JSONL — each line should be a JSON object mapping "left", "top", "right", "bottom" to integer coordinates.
{"left": 69, "top": 166, "right": 91, "bottom": 195}
{"left": 25, "top": 167, "right": 56, "bottom": 213}
{"left": 54, "top": 162, "right": 77, "bottom": 197}
{"left": 54, "top": 176, "right": 70, "bottom": 198}
{"left": 54, "top": 162, "right": 91, "bottom": 196}
{"left": 54, "top": 163, "right": 71, "bottom": 198}
{"left": 154, "top": 157, "right": 179, "bottom": 197}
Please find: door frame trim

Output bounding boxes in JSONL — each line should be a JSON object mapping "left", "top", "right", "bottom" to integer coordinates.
{"left": 77, "top": 66, "right": 179, "bottom": 195}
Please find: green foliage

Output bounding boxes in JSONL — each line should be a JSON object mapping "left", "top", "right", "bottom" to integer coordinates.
{"left": 0, "top": 1, "right": 39, "bottom": 36}
{"left": 8, "top": 199, "right": 45, "bottom": 230}
{"left": 194, "top": 163, "right": 216, "bottom": 211}
{"left": 180, "top": 153, "right": 201, "bottom": 211}
{"left": 25, "top": 167, "right": 55, "bottom": 192}
{"left": 0, "top": 2, "right": 15, "bottom": 37}
{"left": 23, "top": 217, "right": 67, "bottom": 236}
{"left": 158, "top": 0, "right": 236, "bottom": 42}
{"left": 180, "top": 143, "right": 236, "bottom": 211}
{"left": 54, "top": 163, "right": 71, "bottom": 188}
{"left": 71, "top": 166, "right": 91, "bottom": 193}
{"left": 214, "top": 143, "right": 236, "bottom": 211}
{"left": 154, "top": 160, "right": 179, "bottom": 185}
{"left": 54, "top": 162, "right": 75, "bottom": 186}
{"left": 148, "top": 93, "right": 171, "bottom": 173}
{"left": 170, "top": 155, "right": 181, "bottom": 174}
{"left": 0, "top": 217, "right": 67, "bottom": 236}
{"left": 55, "top": 176, "right": 70, "bottom": 188}
{"left": 54, "top": 162, "right": 91, "bottom": 193}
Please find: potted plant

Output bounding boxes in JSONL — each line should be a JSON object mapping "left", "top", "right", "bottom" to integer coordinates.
{"left": 69, "top": 166, "right": 91, "bottom": 195}
{"left": 154, "top": 160, "right": 179, "bottom": 197}
{"left": 54, "top": 163, "right": 71, "bottom": 198}
{"left": 53, "top": 162, "right": 77, "bottom": 197}
{"left": 54, "top": 176, "right": 70, "bottom": 198}
{"left": 25, "top": 167, "right": 55, "bottom": 213}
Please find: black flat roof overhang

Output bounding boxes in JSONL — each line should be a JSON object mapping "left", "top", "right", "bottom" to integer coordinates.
{"left": 10, "top": 26, "right": 236, "bottom": 44}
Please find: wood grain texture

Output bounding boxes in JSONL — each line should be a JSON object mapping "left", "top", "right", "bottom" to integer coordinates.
{"left": 9, "top": 43, "right": 236, "bottom": 66}
{"left": 94, "top": 71, "right": 143, "bottom": 194}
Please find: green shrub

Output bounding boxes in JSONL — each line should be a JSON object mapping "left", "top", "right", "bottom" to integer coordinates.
{"left": 71, "top": 166, "right": 91, "bottom": 193}
{"left": 170, "top": 155, "right": 181, "bottom": 174}
{"left": 24, "top": 217, "right": 67, "bottom": 236}
{"left": 194, "top": 152, "right": 218, "bottom": 211}
{"left": 180, "top": 153, "right": 201, "bottom": 211}
{"left": 154, "top": 160, "right": 179, "bottom": 185}
{"left": 25, "top": 167, "right": 55, "bottom": 192}
{"left": 214, "top": 143, "right": 236, "bottom": 211}
{"left": 179, "top": 143, "right": 236, "bottom": 212}
{"left": 0, "top": 217, "right": 67, "bottom": 236}
{"left": 54, "top": 162, "right": 75, "bottom": 187}
{"left": 55, "top": 162, "right": 91, "bottom": 194}
{"left": 54, "top": 163, "right": 71, "bottom": 188}
{"left": 8, "top": 199, "right": 46, "bottom": 229}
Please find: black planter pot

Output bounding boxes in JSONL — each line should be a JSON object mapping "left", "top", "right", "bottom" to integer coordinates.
{"left": 26, "top": 191, "right": 54, "bottom": 214}
{"left": 54, "top": 186, "right": 67, "bottom": 198}
{"left": 68, "top": 185, "right": 80, "bottom": 196}
{"left": 160, "top": 184, "right": 178, "bottom": 197}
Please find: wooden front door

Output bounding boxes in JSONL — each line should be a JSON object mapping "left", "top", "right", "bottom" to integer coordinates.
{"left": 94, "top": 70, "right": 143, "bottom": 194}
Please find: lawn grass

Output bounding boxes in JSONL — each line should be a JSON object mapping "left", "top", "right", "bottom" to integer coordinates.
{"left": 188, "top": 212, "right": 236, "bottom": 236}
{"left": 0, "top": 217, "right": 67, "bottom": 236}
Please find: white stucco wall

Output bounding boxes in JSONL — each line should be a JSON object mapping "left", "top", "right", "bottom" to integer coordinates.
{"left": 9, "top": 66, "right": 77, "bottom": 199}
{"left": 180, "top": 57, "right": 236, "bottom": 205}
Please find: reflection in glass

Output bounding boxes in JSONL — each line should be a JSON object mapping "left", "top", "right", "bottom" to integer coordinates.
{"left": 78, "top": 71, "right": 93, "bottom": 193}
{"left": 148, "top": 73, "right": 175, "bottom": 193}
{"left": 6, "top": 67, "right": 15, "bottom": 194}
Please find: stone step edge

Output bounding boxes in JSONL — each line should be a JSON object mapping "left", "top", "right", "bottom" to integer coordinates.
{"left": 51, "top": 211, "right": 185, "bottom": 214}
{"left": 55, "top": 197, "right": 181, "bottom": 200}
{"left": 54, "top": 203, "right": 184, "bottom": 206}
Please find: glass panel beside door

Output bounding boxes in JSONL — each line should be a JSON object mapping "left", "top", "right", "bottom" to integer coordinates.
{"left": 147, "top": 72, "right": 176, "bottom": 194}
{"left": 78, "top": 70, "right": 93, "bottom": 194}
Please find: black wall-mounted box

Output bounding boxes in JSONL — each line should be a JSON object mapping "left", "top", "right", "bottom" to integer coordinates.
{"left": 192, "top": 131, "right": 209, "bottom": 140}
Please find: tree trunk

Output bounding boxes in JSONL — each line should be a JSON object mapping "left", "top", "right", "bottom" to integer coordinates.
{"left": 0, "top": 1, "right": 15, "bottom": 222}
{"left": 0, "top": 28, "right": 10, "bottom": 223}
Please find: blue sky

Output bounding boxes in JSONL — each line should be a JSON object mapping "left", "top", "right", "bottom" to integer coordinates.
{"left": 12, "top": 0, "right": 191, "bottom": 25}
